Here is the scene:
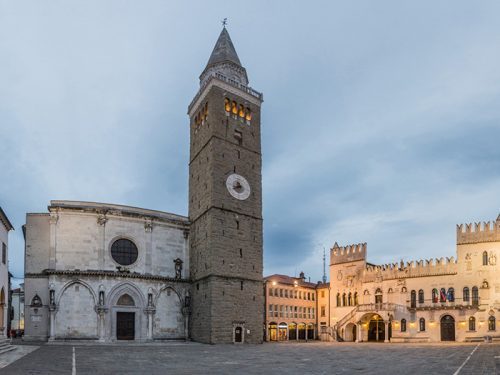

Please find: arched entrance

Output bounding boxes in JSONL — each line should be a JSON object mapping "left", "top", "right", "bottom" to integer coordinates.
{"left": 344, "top": 323, "right": 356, "bottom": 342}
{"left": 289, "top": 323, "right": 297, "bottom": 340}
{"left": 234, "top": 326, "right": 243, "bottom": 343}
{"left": 440, "top": 315, "right": 455, "bottom": 341}
{"left": 307, "top": 323, "right": 314, "bottom": 340}
{"left": 116, "top": 294, "right": 135, "bottom": 340}
{"left": 298, "top": 323, "right": 306, "bottom": 340}
{"left": 278, "top": 322, "right": 288, "bottom": 341}
{"left": 268, "top": 322, "right": 277, "bottom": 341}
{"left": 368, "top": 314, "right": 385, "bottom": 342}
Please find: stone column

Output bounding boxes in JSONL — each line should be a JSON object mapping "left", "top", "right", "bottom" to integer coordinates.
{"left": 97, "top": 308, "right": 108, "bottom": 342}
{"left": 48, "top": 306, "right": 56, "bottom": 341}
{"left": 356, "top": 323, "right": 361, "bottom": 343}
{"left": 384, "top": 321, "right": 389, "bottom": 343}
{"left": 145, "top": 307, "right": 155, "bottom": 341}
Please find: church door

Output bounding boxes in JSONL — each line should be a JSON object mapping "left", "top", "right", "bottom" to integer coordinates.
{"left": 234, "top": 327, "right": 243, "bottom": 343}
{"left": 440, "top": 315, "right": 455, "bottom": 341}
{"left": 117, "top": 312, "right": 135, "bottom": 340}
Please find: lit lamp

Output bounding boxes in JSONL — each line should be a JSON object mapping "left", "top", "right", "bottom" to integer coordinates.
{"left": 272, "top": 281, "right": 277, "bottom": 286}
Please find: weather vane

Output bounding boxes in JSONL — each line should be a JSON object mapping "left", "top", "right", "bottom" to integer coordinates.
{"left": 222, "top": 18, "right": 228, "bottom": 28}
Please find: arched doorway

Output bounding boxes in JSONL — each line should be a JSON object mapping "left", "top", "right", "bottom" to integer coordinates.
{"left": 440, "top": 315, "right": 455, "bottom": 341}
{"left": 116, "top": 294, "right": 135, "bottom": 340}
{"left": 234, "top": 326, "right": 243, "bottom": 343}
{"left": 307, "top": 323, "right": 314, "bottom": 340}
{"left": 344, "top": 323, "right": 356, "bottom": 342}
{"left": 289, "top": 323, "right": 297, "bottom": 340}
{"left": 298, "top": 323, "right": 306, "bottom": 340}
{"left": 368, "top": 314, "right": 385, "bottom": 342}
{"left": 278, "top": 322, "right": 288, "bottom": 341}
{"left": 268, "top": 322, "right": 277, "bottom": 341}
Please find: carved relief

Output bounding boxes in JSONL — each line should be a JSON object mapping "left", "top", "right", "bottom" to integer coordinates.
{"left": 489, "top": 252, "right": 496, "bottom": 266}
{"left": 97, "top": 214, "right": 108, "bottom": 226}
{"left": 144, "top": 220, "right": 153, "bottom": 233}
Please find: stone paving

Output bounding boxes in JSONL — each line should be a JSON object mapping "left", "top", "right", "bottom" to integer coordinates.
{"left": 0, "top": 341, "right": 499, "bottom": 374}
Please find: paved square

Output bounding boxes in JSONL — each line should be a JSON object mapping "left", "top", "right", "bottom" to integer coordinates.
{"left": 1, "top": 342, "right": 499, "bottom": 374}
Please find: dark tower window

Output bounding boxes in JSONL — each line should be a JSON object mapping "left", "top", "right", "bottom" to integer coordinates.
{"left": 111, "top": 239, "right": 138, "bottom": 266}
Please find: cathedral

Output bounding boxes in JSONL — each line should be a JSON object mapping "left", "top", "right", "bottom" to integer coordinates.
{"left": 23, "top": 27, "right": 263, "bottom": 344}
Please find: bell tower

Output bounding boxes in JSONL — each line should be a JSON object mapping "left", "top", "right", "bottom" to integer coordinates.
{"left": 188, "top": 27, "right": 264, "bottom": 344}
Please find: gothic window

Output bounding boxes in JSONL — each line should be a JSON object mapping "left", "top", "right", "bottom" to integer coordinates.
{"left": 342, "top": 293, "right": 347, "bottom": 306}
{"left": 224, "top": 98, "right": 231, "bottom": 112}
{"left": 31, "top": 294, "right": 42, "bottom": 307}
{"left": 111, "top": 239, "right": 138, "bottom": 266}
{"left": 375, "top": 289, "right": 383, "bottom": 304}
{"left": 410, "top": 290, "right": 416, "bottom": 308}
{"left": 489, "top": 316, "right": 496, "bottom": 331}
{"left": 363, "top": 289, "right": 369, "bottom": 295}
{"left": 354, "top": 292, "right": 358, "bottom": 305}
{"left": 419, "top": 318, "right": 426, "bottom": 332}
{"left": 463, "top": 287, "right": 470, "bottom": 303}
{"left": 472, "top": 286, "right": 479, "bottom": 306}
{"left": 231, "top": 101, "right": 238, "bottom": 115}
{"left": 336, "top": 293, "right": 341, "bottom": 307}
{"left": 401, "top": 319, "right": 407, "bottom": 332}
{"left": 447, "top": 288, "right": 455, "bottom": 302}
{"left": 483, "top": 251, "right": 488, "bottom": 265}
{"left": 348, "top": 292, "right": 352, "bottom": 306}
{"left": 238, "top": 104, "right": 245, "bottom": 118}
{"left": 245, "top": 107, "right": 252, "bottom": 121}
{"left": 440, "top": 288, "right": 447, "bottom": 302}
{"left": 432, "top": 288, "right": 438, "bottom": 303}
{"left": 468, "top": 317, "right": 476, "bottom": 331}
{"left": 117, "top": 294, "right": 135, "bottom": 306}
{"left": 418, "top": 289, "right": 424, "bottom": 304}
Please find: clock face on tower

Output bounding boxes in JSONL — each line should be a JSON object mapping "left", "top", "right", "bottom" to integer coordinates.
{"left": 226, "top": 173, "right": 251, "bottom": 200}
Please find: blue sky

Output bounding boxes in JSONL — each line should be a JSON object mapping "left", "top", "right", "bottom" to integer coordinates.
{"left": 1, "top": 1, "right": 499, "bottom": 286}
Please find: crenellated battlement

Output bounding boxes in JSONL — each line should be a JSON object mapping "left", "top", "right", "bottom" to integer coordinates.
{"left": 363, "top": 256, "right": 458, "bottom": 282}
{"left": 330, "top": 242, "right": 367, "bottom": 265}
{"left": 456, "top": 215, "right": 500, "bottom": 245}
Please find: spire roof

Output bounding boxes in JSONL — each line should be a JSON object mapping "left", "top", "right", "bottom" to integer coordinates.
{"left": 205, "top": 28, "right": 242, "bottom": 69}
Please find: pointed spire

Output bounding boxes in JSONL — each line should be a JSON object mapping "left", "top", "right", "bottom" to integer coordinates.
{"left": 206, "top": 28, "right": 242, "bottom": 69}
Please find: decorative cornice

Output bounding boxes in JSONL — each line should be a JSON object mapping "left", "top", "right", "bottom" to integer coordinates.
{"left": 26, "top": 270, "right": 191, "bottom": 283}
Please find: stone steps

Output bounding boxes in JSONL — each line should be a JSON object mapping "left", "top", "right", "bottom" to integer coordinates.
{"left": 0, "top": 338, "right": 16, "bottom": 355}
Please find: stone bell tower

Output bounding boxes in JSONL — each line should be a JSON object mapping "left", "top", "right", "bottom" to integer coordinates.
{"left": 188, "top": 26, "right": 263, "bottom": 344}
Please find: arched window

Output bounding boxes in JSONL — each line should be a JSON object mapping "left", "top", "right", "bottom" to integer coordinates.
{"left": 468, "top": 317, "right": 476, "bottom": 331}
{"left": 401, "top": 287, "right": 407, "bottom": 293}
{"left": 363, "top": 290, "right": 369, "bottom": 295}
{"left": 354, "top": 292, "right": 359, "bottom": 305}
{"left": 224, "top": 98, "right": 231, "bottom": 112}
{"left": 111, "top": 239, "right": 138, "bottom": 266}
{"left": 336, "top": 293, "right": 341, "bottom": 307}
{"left": 348, "top": 292, "right": 352, "bottom": 306}
{"left": 489, "top": 316, "right": 496, "bottom": 331}
{"left": 238, "top": 104, "right": 245, "bottom": 118}
{"left": 231, "top": 101, "right": 238, "bottom": 115}
{"left": 418, "top": 289, "right": 424, "bottom": 304}
{"left": 375, "top": 288, "right": 383, "bottom": 304}
{"left": 401, "top": 319, "right": 407, "bottom": 332}
{"left": 410, "top": 290, "right": 416, "bottom": 308}
{"left": 432, "top": 288, "right": 438, "bottom": 303}
{"left": 245, "top": 107, "right": 252, "bottom": 121}
{"left": 472, "top": 286, "right": 479, "bottom": 306}
{"left": 463, "top": 287, "right": 470, "bottom": 303}
{"left": 483, "top": 251, "right": 488, "bottom": 266}
{"left": 440, "top": 288, "right": 447, "bottom": 302}
{"left": 419, "top": 318, "right": 426, "bottom": 332}
{"left": 447, "top": 288, "right": 455, "bottom": 302}
{"left": 342, "top": 293, "right": 347, "bottom": 306}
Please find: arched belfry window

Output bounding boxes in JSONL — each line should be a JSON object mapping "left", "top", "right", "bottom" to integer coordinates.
{"left": 483, "top": 251, "right": 488, "bottom": 266}
{"left": 117, "top": 294, "right": 135, "bottom": 306}
{"left": 111, "top": 239, "right": 138, "bottom": 266}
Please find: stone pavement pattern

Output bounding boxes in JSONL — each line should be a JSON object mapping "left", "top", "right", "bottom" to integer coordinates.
{"left": 1, "top": 342, "right": 499, "bottom": 374}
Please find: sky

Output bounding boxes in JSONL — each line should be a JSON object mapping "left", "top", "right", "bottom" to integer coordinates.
{"left": 1, "top": 1, "right": 499, "bottom": 286}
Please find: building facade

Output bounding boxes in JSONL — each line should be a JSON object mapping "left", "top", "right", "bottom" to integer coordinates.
{"left": 264, "top": 273, "right": 319, "bottom": 341}
{"left": 22, "top": 27, "right": 264, "bottom": 344}
{"left": 327, "top": 215, "right": 500, "bottom": 343}
{"left": 264, "top": 215, "right": 500, "bottom": 343}
{"left": 0, "top": 207, "right": 14, "bottom": 338}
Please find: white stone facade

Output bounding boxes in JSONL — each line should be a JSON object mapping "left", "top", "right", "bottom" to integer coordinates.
{"left": 324, "top": 215, "right": 500, "bottom": 343}
{"left": 24, "top": 201, "right": 190, "bottom": 342}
